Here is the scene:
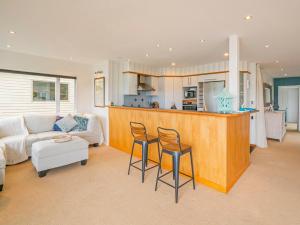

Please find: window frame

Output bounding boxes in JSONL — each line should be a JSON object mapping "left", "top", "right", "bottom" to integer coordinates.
{"left": 32, "top": 80, "right": 70, "bottom": 102}
{"left": 0, "top": 68, "right": 77, "bottom": 115}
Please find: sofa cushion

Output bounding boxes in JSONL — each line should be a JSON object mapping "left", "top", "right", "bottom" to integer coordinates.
{"left": 36, "top": 131, "right": 65, "bottom": 141}
{"left": 0, "top": 117, "right": 28, "bottom": 138}
{"left": 32, "top": 136, "right": 88, "bottom": 158}
{"left": 72, "top": 116, "right": 89, "bottom": 131}
{"left": 24, "top": 114, "right": 57, "bottom": 134}
{"left": 55, "top": 116, "right": 77, "bottom": 132}
{"left": 25, "top": 134, "right": 39, "bottom": 149}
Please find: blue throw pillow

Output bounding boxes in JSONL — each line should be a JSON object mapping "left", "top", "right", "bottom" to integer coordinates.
{"left": 72, "top": 116, "right": 89, "bottom": 131}
{"left": 53, "top": 116, "right": 63, "bottom": 131}
{"left": 53, "top": 123, "right": 62, "bottom": 131}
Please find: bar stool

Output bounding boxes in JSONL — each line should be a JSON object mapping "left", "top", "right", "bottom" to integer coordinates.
{"left": 128, "top": 122, "right": 161, "bottom": 183}
{"left": 155, "top": 127, "right": 195, "bottom": 203}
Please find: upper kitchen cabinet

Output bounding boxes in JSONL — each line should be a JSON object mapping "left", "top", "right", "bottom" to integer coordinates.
{"left": 198, "top": 73, "right": 227, "bottom": 83}
{"left": 123, "top": 73, "right": 137, "bottom": 95}
{"left": 145, "top": 76, "right": 159, "bottom": 96}
{"left": 183, "top": 76, "right": 198, "bottom": 87}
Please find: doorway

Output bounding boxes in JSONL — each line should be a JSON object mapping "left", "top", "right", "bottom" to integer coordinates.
{"left": 278, "top": 86, "right": 299, "bottom": 131}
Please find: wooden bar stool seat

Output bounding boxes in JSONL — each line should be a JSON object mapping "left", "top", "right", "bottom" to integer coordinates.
{"left": 155, "top": 127, "right": 195, "bottom": 203}
{"left": 128, "top": 122, "right": 161, "bottom": 183}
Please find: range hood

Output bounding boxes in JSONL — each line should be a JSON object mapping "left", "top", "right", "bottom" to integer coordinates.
{"left": 137, "top": 75, "right": 155, "bottom": 92}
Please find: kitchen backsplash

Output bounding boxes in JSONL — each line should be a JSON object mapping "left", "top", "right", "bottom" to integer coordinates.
{"left": 124, "top": 92, "right": 153, "bottom": 108}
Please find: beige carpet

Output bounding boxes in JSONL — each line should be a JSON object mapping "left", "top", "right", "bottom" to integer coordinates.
{"left": 1, "top": 132, "right": 300, "bottom": 225}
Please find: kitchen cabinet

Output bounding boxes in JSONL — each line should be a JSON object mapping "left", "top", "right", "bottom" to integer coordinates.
{"left": 123, "top": 73, "right": 137, "bottom": 95}
{"left": 145, "top": 76, "right": 159, "bottom": 96}
{"left": 183, "top": 76, "right": 198, "bottom": 87}
{"left": 199, "top": 74, "right": 226, "bottom": 83}
{"left": 173, "top": 77, "right": 183, "bottom": 109}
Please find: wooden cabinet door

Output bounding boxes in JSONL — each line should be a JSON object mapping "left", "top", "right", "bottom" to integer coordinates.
{"left": 182, "top": 76, "right": 190, "bottom": 87}
{"left": 173, "top": 77, "right": 183, "bottom": 109}
{"left": 190, "top": 76, "right": 198, "bottom": 87}
{"left": 163, "top": 77, "right": 174, "bottom": 109}
{"left": 123, "top": 73, "right": 137, "bottom": 95}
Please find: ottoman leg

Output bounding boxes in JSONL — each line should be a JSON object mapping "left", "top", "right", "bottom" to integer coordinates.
{"left": 38, "top": 170, "right": 48, "bottom": 178}
{"left": 0, "top": 184, "right": 3, "bottom": 192}
{"left": 81, "top": 159, "right": 87, "bottom": 166}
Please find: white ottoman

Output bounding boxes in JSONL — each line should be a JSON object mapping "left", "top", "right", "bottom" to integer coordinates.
{"left": 31, "top": 136, "right": 89, "bottom": 177}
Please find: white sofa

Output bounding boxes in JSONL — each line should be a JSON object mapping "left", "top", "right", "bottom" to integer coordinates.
{"left": 0, "top": 114, "right": 103, "bottom": 166}
{"left": 0, "top": 143, "right": 5, "bottom": 191}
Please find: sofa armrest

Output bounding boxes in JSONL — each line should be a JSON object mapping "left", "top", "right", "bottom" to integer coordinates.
{"left": 84, "top": 114, "right": 104, "bottom": 144}
{"left": 0, "top": 144, "right": 6, "bottom": 169}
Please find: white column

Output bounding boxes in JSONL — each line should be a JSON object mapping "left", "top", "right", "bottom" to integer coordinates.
{"left": 228, "top": 35, "right": 240, "bottom": 111}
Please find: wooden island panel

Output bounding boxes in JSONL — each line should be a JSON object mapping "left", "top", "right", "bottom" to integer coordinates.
{"left": 109, "top": 106, "right": 250, "bottom": 193}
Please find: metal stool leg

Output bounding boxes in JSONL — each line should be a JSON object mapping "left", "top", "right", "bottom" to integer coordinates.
{"left": 157, "top": 142, "right": 162, "bottom": 173}
{"left": 174, "top": 153, "right": 180, "bottom": 203}
{"left": 172, "top": 155, "right": 175, "bottom": 180}
{"left": 141, "top": 142, "right": 148, "bottom": 183}
{"left": 128, "top": 141, "right": 135, "bottom": 175}
{"left": 190, "top": 150, "right": 196, "bottom": 190}
{"left": 155, "top": 151, "right": 164, "bottom": 191}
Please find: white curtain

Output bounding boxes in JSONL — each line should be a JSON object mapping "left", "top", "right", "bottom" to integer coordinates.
{"left": 256, "top": 64, "right": 268, "bottom": 148}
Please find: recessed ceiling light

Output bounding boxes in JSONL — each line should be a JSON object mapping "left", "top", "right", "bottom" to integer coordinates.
{"left": 265, "top": 44, "right": 270, "bottom": 48}
{"left": 156, "top": 43, "right": 160, "bottom": 48}
{"left": 169, "top": 47, "right": 173, "bottom": 52}
{"left": 224, "top": 52, "right": 229, "bottom": 57}
{"left": 9, "top": 30, "right": 15, "bottom": 34}
{"left": 200, "top": 39, "right": 206, "bottom": 43}
{"left": 6, "top": 44, "right": 11, "bottom": 48}
{"left": 145, "top": 53, "right": 149, "bottom": 57}
{"left": 284, "top": 73, "right": 288, "bottom": 77}
{"left": 275, "top": 60, "right": 279, "bottom": 63}
{"left": 245, "top": 15, "right": 253, "bottom": 20}
{"left": 171, "top": 62, "right": 176, "bottom": 66}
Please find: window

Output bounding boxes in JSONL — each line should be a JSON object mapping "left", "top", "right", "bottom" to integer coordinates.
{"left": 60, "top": 83, "right": 69, "bottom": 101}
{"left": 33, "top": 81, "right": 55, "bottom": 101}
{"left": 32, "top": 81, "right": 69, "bottom": 101}
{"left": 0, "top": 70, "right": 76, "bottom": 117}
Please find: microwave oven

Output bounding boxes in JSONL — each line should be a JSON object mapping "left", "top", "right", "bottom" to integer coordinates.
{"left": 184, "top": 87, "right": 197, "bottom": 99}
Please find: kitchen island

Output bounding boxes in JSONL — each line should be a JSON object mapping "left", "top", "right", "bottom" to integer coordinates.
{"left": 109, "top": 106, "right": 250, "bottom": 193}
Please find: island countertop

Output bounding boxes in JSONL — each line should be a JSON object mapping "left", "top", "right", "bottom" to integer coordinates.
{"left": 108, "top": 105, "right": 250, "bottom": 117}
{"left": 109, "top": 106, "right": 250, "bottom": 193}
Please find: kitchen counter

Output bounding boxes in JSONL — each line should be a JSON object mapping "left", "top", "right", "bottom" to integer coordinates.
{"left": 112, "top": 106, "right": 250, "bottom": 117}
{"left": 109, "top": 106, "right": 250, "bottom": 193}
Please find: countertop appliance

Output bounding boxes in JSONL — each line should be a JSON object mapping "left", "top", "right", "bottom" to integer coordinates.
{"left": 182, "top": 99, "right": 197, "bottom": 111}
{"left": 184, "top": 87, "right": 197, "bottom": 99}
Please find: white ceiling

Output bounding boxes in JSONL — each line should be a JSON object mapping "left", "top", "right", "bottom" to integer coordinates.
{"left": 0, "top": 0, "right": 299, "bottom": 78}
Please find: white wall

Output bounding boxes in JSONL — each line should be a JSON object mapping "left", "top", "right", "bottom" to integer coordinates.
{"left": 0, "top": 50, "right": 95, "bottom": 113}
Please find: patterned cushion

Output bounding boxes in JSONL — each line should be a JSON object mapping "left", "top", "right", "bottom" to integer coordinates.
{"left": 72, "top": 116, "right": 89, "bottom": 131}
{"left": 55, "top": 115, "right": 77, "bottom": 132}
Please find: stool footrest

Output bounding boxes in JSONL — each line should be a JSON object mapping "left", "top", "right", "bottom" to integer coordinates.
{"left": 130, "top": 160, "right": 159, "bottom": 172}
{"left": 157, "top": 170, "right": 194, "bottom": 189}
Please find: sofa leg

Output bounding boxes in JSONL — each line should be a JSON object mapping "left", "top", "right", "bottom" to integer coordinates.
{"left": 93, "top": 143, "right": 99, "bottom": 147}
{"left": 0, "top": 184, "right": 3, "bottom": 192}
{"left": 38, "top": 170, "right": 48, "bottom": 178}
{"left": 81, "top": 159, "right": 87, "bottom": 166}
